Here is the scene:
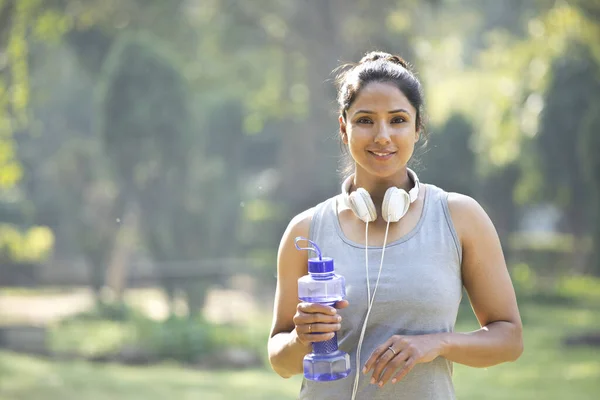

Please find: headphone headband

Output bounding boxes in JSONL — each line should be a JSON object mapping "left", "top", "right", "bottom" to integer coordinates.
{"left": 341, "top": 168, "right": 420, "bottom": 207}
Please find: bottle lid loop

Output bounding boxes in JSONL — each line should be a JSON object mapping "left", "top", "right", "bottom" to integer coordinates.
{"left": 294, "top": 236, "right": 322, "bottom": 260}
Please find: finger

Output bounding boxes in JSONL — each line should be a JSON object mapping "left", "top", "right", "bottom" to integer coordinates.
{"left": 377, "top": 350, "right": 409, "bottom": 386}
{"left": 299, "top": 332, "right": 335, "bottom": 344}
{"left": 297, "top": 302, "right": 338, "bottom": 315}
{"left": 294, "top": 311, "right": 342, "bottom": 325}
{"left": 370, "top": 346, "right": 398, "bottom": 384}
{"left": 363, "top": 338, "right": 394, "bottom": 374}
{"left": 301, "top": 322, "right": 341, "bottom": 335}
{"left": 334, "top": 300, "right": 349, "bottom": 309}
{"left": 391, "top": 357, "right": 417, "bottom": 384}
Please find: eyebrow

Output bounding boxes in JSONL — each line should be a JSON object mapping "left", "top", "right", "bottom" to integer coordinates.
{"left": 354, "top": 108, "right": 410, "bottom": 115}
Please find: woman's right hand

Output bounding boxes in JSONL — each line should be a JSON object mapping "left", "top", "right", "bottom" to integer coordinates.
{"left": 293, "top": 300, "right": 349, "bottom": 346}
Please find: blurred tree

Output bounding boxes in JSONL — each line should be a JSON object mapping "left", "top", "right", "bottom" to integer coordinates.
{"left": 1, "top": 0, "right": 195, "bottom": 294}
{"left": 419, "top": 113, "right": 477, "bottom": 197}
{"left": 97, "top": 32, "right": 193, "bottom": 310}
{"left": 480, "top": 164, "right": 521, "bottom": 250}
{"left": 579, "top": 102, "right": 600, "bottom": 275}
{"left": 17, "top": 44, "right": 120, "bottom": 301}
{"left": 536, "top": 41, "right": 600, "bottom": 270}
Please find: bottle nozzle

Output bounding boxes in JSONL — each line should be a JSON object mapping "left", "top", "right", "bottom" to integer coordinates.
{"left": 294, "top": 236, "right": 322, "bottom": 260}
{"left": 295, "top": 237, "right": 335, "bottom": 274}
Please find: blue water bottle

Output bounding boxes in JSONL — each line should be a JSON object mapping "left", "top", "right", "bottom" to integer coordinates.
{"left": 295, "top": 237, "right": 351, "bottom": 381}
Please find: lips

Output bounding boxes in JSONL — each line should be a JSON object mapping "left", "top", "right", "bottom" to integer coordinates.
{"left": 368, "top": 150, "right": 397, "bottom": 160}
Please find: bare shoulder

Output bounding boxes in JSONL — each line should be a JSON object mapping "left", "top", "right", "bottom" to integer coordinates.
{"left": 276, "top": 205, "right": 318, "bottom": 272}
{"left": 447, "top": 192, "right": 484, "bottom": 214}
{"left": 281, "top": 207, "right": 315, "bottom": 242}
{"left": 446, "top": 192, "right": 497, "bottom": 245}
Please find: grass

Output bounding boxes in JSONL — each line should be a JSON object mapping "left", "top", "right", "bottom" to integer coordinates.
{"left": 0, "top": 354, "right": 302, "bottom": 400}
{"left": 1, "top": 299, "right": 599, "bottom": 399}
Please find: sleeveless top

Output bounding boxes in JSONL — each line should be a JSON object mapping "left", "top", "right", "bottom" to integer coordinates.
{"left": 299, "top": 184, "right": 463, "bottom": 400}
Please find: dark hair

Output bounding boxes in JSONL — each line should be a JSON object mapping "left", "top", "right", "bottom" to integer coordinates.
{"left": 334, "top": 51, "right": 428, "bottom": 176}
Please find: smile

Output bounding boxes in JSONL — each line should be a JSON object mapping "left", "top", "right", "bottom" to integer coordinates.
{"left": 368, "top": 150, "right": 396, "bottom": 160}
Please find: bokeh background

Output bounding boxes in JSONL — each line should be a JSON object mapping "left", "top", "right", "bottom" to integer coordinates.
{"left": 0, "top": 1, "right": 599, "bottom": 399}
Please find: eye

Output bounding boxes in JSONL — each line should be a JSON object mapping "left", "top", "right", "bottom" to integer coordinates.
{"left": 391, "top": 116, "right": 406, "bottom": 124}
{"left": 356, "top": 117, "right": 373, "bottom": 124}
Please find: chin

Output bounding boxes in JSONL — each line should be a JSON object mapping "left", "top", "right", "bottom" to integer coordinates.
{"left": 364, "top": 166, "right": 402, "bottom": 180}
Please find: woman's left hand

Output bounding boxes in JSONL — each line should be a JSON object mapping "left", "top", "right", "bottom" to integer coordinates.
{"left": 363, "top": 334, "right": 445, "bottom": 387}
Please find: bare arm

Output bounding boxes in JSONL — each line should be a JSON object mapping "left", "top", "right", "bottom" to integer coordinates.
{"left": 267, "top": 209, "right": 347, "bottom": 378}
{"left": 439, "top": 193, "right": 523, "bottom": 367}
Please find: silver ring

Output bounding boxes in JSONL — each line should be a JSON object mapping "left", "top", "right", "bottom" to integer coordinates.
{"left": 387, "top": 346, "right": 397, "bottom": 355}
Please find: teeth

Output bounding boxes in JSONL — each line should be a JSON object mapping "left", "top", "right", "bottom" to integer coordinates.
{"left": 373, "top": 152, "right": 390, "bottom": 156}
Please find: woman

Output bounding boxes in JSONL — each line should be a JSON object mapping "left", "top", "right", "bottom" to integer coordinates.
{"left": 267, "top": 51, "right": 523, "bottom": 400}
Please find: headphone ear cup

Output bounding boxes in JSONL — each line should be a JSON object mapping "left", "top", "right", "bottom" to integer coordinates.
{"left": 382, "top": 188, "right": 410, "bottom": 223}
{"left": 349, "top": 188, "right": 377, "bottom": 222}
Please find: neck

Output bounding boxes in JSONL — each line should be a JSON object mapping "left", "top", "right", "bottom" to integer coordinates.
{"left": 352, "top": 167, "right": 414, "bottom": 202}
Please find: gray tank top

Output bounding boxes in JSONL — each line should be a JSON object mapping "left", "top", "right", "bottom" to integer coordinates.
{"left": 299, "top": 184, "right": 463, "bottom": 400}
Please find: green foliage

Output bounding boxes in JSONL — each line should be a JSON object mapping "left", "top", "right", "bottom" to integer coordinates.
{"left": 66, "top": 301, "right": 145, "bottom": 322}
{"left": 511, "top": 262, "right": 537, "bottom": 292}
{"left": 50, "top": 319, "right": 134, "bottom": 358}
{"left": 133, "top": 315, "right": 212, "bottom": 364}
{"left": 0, "top": 223, "right": 53, "bottom": 263}
{"left": 509, "top": 262, "right": 600, "bottom": 308}
{"left": 134, "top": 315, "right": 264, "bottom": 365}
{"left": 49, "top": 302, "right": 263, "bottom": 365}
{"left": 49, "top": 302, "right": 144, "bottom": 357}
{"left": 556, "top": 275, "right": 600, "bottom": 305}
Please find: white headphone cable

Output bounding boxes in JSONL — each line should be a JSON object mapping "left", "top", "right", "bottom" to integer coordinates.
{"left": 365, "top": 222, "right": 371, "bottom": 307}
{"left": 351, "top": 219, "right": 391, "bottom": 400}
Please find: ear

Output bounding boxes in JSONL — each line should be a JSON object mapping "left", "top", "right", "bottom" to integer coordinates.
{"left": 339, "top": 115, "right": 348, "bottom": 144}
{"left": 414, "top": 127, "right": 420, "bottom": 143}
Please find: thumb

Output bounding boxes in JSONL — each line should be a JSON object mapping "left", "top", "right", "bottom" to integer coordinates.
{"left": 335, "top": 299, "right": 349, "bottom": 309}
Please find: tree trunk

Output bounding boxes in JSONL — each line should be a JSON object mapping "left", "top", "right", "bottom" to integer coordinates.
{"left": 104, "top": 200, "right": 139, "bottom": 303}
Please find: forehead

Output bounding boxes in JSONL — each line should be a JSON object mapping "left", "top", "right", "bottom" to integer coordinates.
{"left": 348, "top": 81, "right": 415, "bottom": 114}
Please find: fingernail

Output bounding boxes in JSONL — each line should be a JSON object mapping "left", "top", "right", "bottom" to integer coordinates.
{"left": 378, "top": 381, "right": 383, "bottom": 387}
{"left": 336, "top": 316, "right": 342, "bottom": 322}
{"left": 362, "top": 367, "right": 367, "bottom": 374}
{"left": 392, "top": 379, "right": 397, "bottom": 384}
{"left": 370, "top": 378, "right": 375, "bottom": 384}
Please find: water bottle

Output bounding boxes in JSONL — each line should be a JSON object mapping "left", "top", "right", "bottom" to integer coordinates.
{"left": 295, "top": 237, "right": 351, "bottom": 381}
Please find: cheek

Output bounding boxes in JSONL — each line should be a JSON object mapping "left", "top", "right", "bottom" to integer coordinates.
{"left": 346, "top": 129, "right": 366, "bottom": 146}
{"left": 396, "top": 126, "right": 418, "bottom": 142}
{"left": 348, "top": 125, "right": 373, "bottom": 139}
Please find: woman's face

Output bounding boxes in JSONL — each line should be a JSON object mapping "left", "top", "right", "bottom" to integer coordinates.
{"left": 340, "top": 81, "right": 420, "bottom": 180}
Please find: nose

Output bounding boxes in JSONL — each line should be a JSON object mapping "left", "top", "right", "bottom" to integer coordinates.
{"left": 374, "top": 123, "right": 391, "bottom": 145}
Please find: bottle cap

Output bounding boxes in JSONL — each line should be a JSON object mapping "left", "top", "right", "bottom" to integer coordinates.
{"left": 308, "top": 256, "right": 334, "bottom": 273}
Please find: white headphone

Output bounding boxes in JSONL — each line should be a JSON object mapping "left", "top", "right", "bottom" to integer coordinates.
{"left": 341, "top": 168, "right": 420, "bottom": 223}
{"left": 342, "top": 168, "right": 420, "bottom": 400}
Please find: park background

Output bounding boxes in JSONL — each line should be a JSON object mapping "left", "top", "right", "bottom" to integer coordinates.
{"left": 0, "top": 0, "right": 599, "bottom": 399}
